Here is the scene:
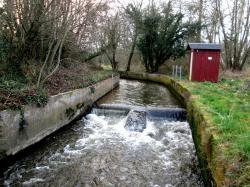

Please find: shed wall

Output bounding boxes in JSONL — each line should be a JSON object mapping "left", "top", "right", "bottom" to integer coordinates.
{"left": 191, "top": 50, "right": 220, "bottom": 82}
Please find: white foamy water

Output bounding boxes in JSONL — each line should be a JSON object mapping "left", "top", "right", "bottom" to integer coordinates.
{"left": 3, "top": 111, "right": 203, "bottom": 186}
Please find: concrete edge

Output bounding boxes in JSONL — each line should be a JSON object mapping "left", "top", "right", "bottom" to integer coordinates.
{"left": 0, "top": 75, "right": 119, "bottom": 160}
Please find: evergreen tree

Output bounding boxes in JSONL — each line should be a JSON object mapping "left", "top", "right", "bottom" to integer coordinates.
{"left": 137, "top": 3, "right": 189, "bottom": 73}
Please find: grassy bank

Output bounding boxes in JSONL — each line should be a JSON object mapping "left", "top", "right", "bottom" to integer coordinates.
{"left": 0, "top": 69, "right": 116, "bottom": 111}
{"left": 180, "top": 80, "right": 250, "bottom": 185}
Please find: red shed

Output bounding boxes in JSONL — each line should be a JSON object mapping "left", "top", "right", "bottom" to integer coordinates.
{"left": 187, "top": 43, "right": 221, "bottom": 82}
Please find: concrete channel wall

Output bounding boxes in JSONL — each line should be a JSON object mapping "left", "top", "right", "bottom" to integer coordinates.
{"left": 0, "top": 75, "right": 119, "bottom": 160}
{"left": 120, "top": 71, "right": 222, "bottom": 187}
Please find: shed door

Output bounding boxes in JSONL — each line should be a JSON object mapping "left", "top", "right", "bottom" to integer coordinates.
{"left": 203, "top": 51, "right": 220, "bottom": 82}
{"left": 191, "top": 50, "right": 204, "bottom": 81}
{"left": 192, "top": 50, "right": 220, "bottom": 82}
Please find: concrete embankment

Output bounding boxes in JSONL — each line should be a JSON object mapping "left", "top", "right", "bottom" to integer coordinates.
{"left": 119, "top": 71, "right": 223, "bottom": 187}
{"left": 0, "top": 75, "right": 119, "bottom": 160}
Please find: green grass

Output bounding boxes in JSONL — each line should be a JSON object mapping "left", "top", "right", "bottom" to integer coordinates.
{"left": 101, "top": 64, "right": 113, "bottom": 71}
{"left": 181, "top": 79, "right": 250, "bottom": 185}
{"left": 82, "top": 70, "right": 117, "bottom": 86}
{"left": 63, "top": 70, "right": 117, "bottom": 88}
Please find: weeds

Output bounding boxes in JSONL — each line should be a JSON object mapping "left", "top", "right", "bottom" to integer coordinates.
{"left": 21, "top": 89, "right": 48, "bottom": 107}
{"left": 0, "top": 70, "right": 116, "bottom": 110}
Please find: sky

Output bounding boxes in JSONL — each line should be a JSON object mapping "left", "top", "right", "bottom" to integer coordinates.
{"left": 0, "top": 0, "right": 234, "bottom": 32}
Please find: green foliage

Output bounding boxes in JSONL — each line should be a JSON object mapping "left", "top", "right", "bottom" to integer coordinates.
{"left": 21, "top": 89, "right": 48, "bottom": 107}
{"left": 0, "top": 70, "right": 115, "bottom": 110}
{"left": 183, "top": 81, "right": 250, "bottom": 167}
{"left": 125, "top": 4, "right": 143, "bottom": 30}
{"left": 137, "top": 3, "right": 200, "bottom": 73}
{"left": 0, "top": 40, "right": 8, "bottom": 62}
{"left": 0, "top": 72, "right": 48, "bottom": 109}
{"left": 0, "top": 72, "right": 27, "bottom": 91}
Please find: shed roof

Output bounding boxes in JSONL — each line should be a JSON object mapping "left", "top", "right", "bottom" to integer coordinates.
{"left": 187, "top": 43, "right": 221, "bottom": 50}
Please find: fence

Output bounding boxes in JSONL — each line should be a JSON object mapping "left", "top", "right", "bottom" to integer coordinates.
{"left": 172, "top": 65, "right": 182, "bottom": 80}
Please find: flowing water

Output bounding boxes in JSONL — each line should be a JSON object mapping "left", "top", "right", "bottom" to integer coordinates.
{"left": 2, "top": 79, "right": 203, "bottom": 187}
{"left": 97, "top": 79, "right": 180, "bottom": 107}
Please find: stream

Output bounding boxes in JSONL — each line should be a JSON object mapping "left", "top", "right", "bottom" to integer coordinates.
{"left": 2, "top": 79, "right": 203, "bottom": 187}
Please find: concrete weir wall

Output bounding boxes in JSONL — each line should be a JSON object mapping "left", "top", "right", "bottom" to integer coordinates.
{"left": 119, "top": 72, "right": 221, "bottom": 187}
{"left": 0, "top": 75, "right": 119, "bottom": 160}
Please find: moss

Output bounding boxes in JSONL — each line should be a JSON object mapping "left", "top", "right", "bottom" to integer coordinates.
{"left": 188, "top": 101, "right": 215, "bottom": 186}
{"left": 76, "top": 102, "right": 85, "bottom": 109}
{"left": 19, "top": 107, "right": 28, "bottom": 130}
{"left": 90, "top": 86, "right": 95, "bottom": 94}
{"left": 65, "top": 108, "right": 76, "bottom": 120}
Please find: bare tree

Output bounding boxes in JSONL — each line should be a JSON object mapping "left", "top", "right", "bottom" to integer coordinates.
{"left": 124, "top": 2, "right": 143, "bottom": 71}
{"left": 197, "top": 0, "right": 203, "bottom": 42}
{"left": 217, "top": 0, "right": 250, "bottom": 70}
{"left": 203, "top": 0, "right": 220, "bottom": 43}
{"left": 0, "top": 0, "right": 111, "bottom": 86}
{"left": 100, "top": 13, "right": 121, "bottom": 71}
{"left": 178, "top": 0, "right": 203, "bottom": 42}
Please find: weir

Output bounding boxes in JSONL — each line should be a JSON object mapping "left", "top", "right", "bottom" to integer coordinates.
{"left": 97, "top": 104, "right": 187, "bottom": 121}
{"left": 94, "top": 104, "right": 187, "bottom": 132}
{"left": 1, "top": 79, "right": 203, "bottom": 186}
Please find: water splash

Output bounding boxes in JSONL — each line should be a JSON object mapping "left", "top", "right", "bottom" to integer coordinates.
{"left": 2, "top": 79, "right": 203, "bottom": 187}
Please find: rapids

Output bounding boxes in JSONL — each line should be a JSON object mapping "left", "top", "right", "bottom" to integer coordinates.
{"left": 2, "top": 79, "right": 203, "bottom": 187}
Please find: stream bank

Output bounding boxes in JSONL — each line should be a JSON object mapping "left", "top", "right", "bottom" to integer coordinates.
{"left": 0, "top": 75, "right": 119, "bottom": 162}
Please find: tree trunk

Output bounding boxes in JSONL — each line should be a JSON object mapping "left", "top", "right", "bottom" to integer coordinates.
{"left": 112, "top": 50, "right": 117, "bottom": 70}
{"left": 197, "top": 0, "right": 203, "bottom": 42}
{"left": 84, "top": 46, "right": 107, "bottom": 62}
{"left": 126, "top": 31, "right": 138, "bottom": 71}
